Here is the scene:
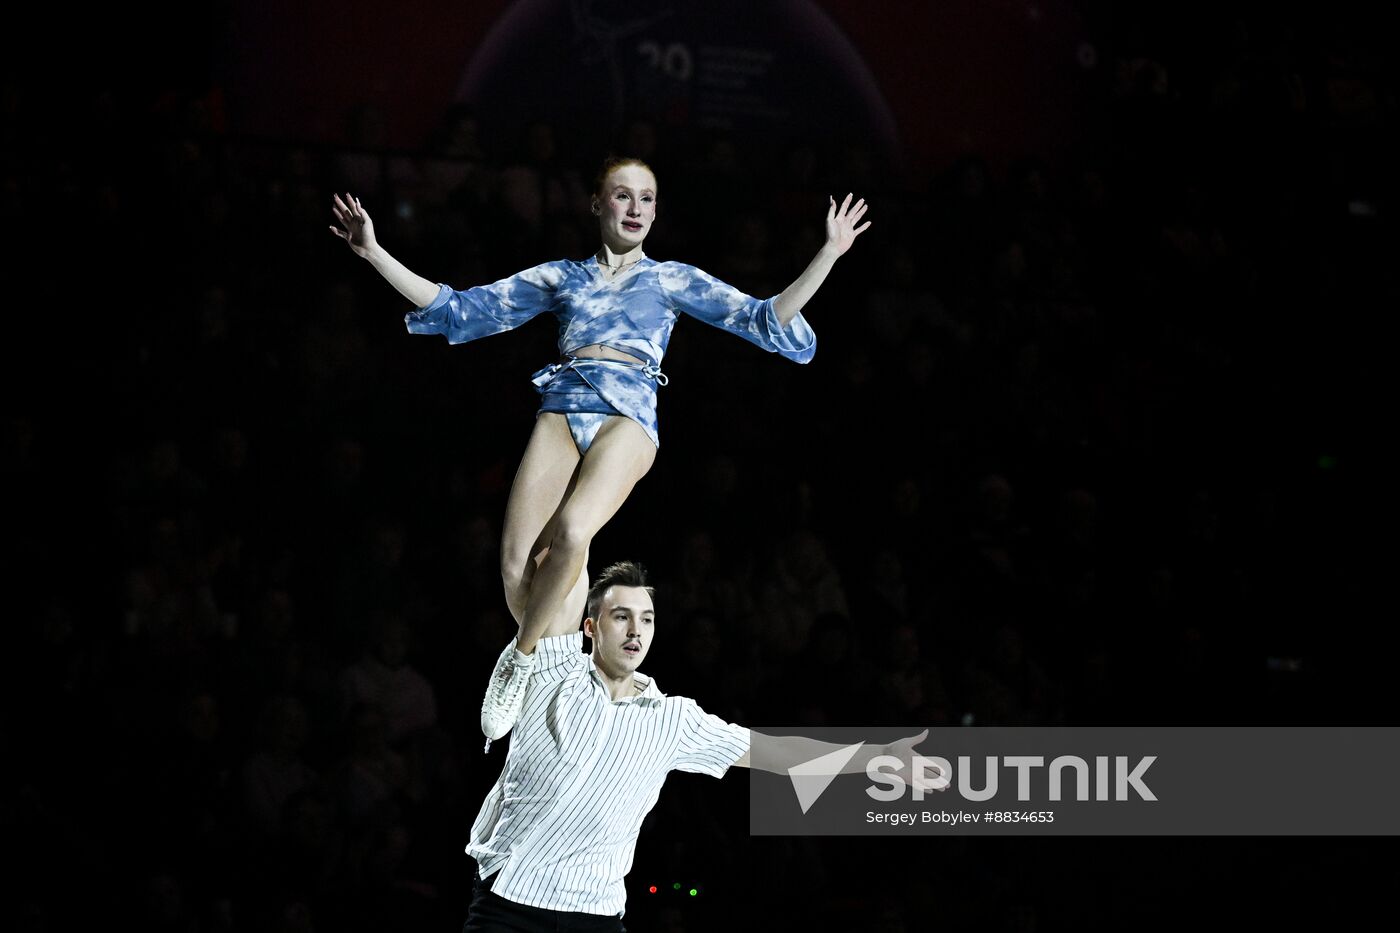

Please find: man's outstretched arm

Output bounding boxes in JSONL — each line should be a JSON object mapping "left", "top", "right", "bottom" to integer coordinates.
{"left": 732, "top": 729, "right": 944, "bottom": 790}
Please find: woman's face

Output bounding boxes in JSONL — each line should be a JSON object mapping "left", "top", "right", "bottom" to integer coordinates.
{"left": 594, "top": 164, "right": 657, "bottom": 249}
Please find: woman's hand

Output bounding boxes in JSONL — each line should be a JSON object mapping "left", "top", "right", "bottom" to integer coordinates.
{"left": 329, "top": 193, "right": 439, "bottom": 306}
{"left": 771, "top": 194, "right": 869, "bottom": 324}
{"left": 825, "top": 192, "right": 871, "bottom": 255}
{"left": 329, "top": 192, "right": 378, "bottom": 258}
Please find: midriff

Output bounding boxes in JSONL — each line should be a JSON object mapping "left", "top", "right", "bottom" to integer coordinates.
{"left": 569, "top": 344, "right": 645, "bottom": 365}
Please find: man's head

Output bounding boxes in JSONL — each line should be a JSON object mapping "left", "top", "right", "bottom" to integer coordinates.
{"left": 583, "top": 560, "right": 656, "bottom": 679}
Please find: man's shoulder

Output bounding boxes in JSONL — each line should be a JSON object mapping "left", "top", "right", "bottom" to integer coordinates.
{"left": 534, "top": 630, "right": 586, "bottom": 655}
{"left": 649, "top": 687, "right": 707, "bottom": 717}
{"left": 530, "top": 631, "right": 590, "bottom": 678}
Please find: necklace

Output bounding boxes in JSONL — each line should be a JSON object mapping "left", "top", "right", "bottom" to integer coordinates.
{"left": 596, "top": 253, "right": 644, "bottom": 270}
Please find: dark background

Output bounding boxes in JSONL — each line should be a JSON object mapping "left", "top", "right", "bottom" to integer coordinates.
{"left": 3, "top": 1, "right": 1394, "bottom": 930}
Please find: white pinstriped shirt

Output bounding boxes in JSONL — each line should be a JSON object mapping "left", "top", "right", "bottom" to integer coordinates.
{"left": 467, "top": 632, "right": 750, "bottom": 916}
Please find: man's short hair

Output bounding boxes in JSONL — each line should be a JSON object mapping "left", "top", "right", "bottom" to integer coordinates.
{"left": 586, "top": 560, "right": 655, "bottom": 620}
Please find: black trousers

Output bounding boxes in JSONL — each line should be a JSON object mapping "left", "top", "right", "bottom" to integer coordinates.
{"left": 463, "top": 870, "right": 627, "bottom": 932}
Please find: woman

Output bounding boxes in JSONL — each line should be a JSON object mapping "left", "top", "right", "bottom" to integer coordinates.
{"left": 330, "top": 157, "right": 869, "bottom": 744}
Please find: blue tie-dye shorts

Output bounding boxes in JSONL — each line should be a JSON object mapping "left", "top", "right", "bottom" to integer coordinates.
{"left": 531, "top": 357, "right": 666, "bottom": 454}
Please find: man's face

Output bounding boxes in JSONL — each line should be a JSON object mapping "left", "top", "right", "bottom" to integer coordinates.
{"left": 585, "top": 585, "right": 655, "bottom": 678}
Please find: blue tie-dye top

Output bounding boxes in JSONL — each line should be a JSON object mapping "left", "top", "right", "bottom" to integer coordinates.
{"left": 404, "top": 255, "right": 816, "bottom": 366}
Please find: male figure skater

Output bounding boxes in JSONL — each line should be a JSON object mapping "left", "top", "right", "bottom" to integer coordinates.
{"left": 463, "top": 560, "right": 931, "bottom": 930}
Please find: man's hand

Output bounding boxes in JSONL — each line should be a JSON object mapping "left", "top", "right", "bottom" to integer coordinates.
{"left": 882, "top": 729, "right": 947, "bottom": 793}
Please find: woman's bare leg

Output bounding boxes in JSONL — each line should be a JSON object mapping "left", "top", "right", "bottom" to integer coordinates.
{"left": 499, "top": 414, "right": 584, "bottom": 627}
{"left": 516, "top": 416, "right": 656, "bottom": 653}
{"left": 482, "top": 413, "right": 595, "bottom": 742}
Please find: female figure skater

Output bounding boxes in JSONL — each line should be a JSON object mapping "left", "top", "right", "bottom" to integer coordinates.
{"left": 329, "top": 157, "right": 870, "bottom": 744}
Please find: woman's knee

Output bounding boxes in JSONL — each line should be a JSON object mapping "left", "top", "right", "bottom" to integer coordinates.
{"left": 549, "top": 517, "right": 594, "bottom": 558}
{"left": 500, "top": 544, "right": 536, "bottom": 590}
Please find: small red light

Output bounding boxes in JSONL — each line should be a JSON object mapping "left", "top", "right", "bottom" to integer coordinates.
{"left": 649, "top": 886, "right": 657, "bottom": 894}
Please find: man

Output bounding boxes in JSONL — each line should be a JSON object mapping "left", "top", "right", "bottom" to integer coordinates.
{"left": 463, "top": 560, "right": 933, "bottom": 930}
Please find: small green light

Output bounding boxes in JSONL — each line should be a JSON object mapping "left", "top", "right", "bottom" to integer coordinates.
{"left": 672, "top": 882, "right": 682, "bottom": 891}
{"left": 689, "top": 888, "right": 699, "bottom": 897}
{"left": 1318, "top": 455, "right": 1337, "bottom": 469}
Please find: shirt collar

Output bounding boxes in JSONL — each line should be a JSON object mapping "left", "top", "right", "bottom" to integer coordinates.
{"left": 589, "top": 659, "right": 662, "bottom": 704}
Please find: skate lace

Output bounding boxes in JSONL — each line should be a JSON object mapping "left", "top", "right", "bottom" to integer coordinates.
{"left": 482, "top": 651, "right": 531, "bottom": 753}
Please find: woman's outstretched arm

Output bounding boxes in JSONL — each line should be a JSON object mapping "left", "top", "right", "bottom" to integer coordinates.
{"left": 665, "top": 193, "right": 867, "bottom": 361}
{"left": 771, "top": 192, "right": 871, "bottom": 327}
{"left": 330, "top": 192, "right": 439, "bottom": 309}
{"left": 331, "top": 191, "right": 561, "bottom": 342}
